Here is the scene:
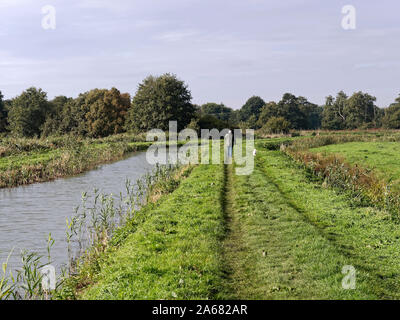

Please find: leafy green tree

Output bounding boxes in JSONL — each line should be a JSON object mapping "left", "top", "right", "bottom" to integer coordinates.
{"left": 0, "top": 91, "right": 7, "bottom": 133}
{"left": 257, "top": 94, "right": 318, "bottom": 130}
{"left": 262, "top": 116, "right": 291, "bottom": 134}
{"left": 197, "top": 115, "right": 229, "bottom": 131}
{"left": 297, "top": 96, "right": 322, "bottom": 129}
{"left": 228, "top": 109, "right": 241, "bottom": 125}
{"left": 41, "top": 96, "right": 73, "bottom": 136}
{"left": 322, "top": 91, "right": 379, "bottom": 130}
{"left": 8, "top": 87, "right": 49, "bottom": 137}
{"left": 321, "top": 92, "right": 347, "bottom": 130}
{"left": 200, "top": 103, "right": 233, "bottom": 121}
{"left": 240, "top": 96, "right": 265, "bottom": 122}
{"left": 244, "top": 114, "right": 258, "bottom": 129}
{"left": 85, "top": 88, "right": 130, "bottom": 137}
{"left": 257, "top": 102, "right": 279, "bottom": 128}
{"left": 126, "top": 74, "right": 195, "bottom": 132}
{"left": 186, "top": 117, "right": 200, "bottom": 133}
{"left": 344, "top": 91, "right": 377, "bottom": 129}
{"left": 382, "top": 95, "right": 400, "bottom": 129}
{"left": 276, "top": 93, "right": 308, "bottom": 129}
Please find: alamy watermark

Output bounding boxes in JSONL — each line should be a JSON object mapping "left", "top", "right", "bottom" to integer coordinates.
{"left": 41, "top": 5, "right": 56, "bottom": 30}
{"left": 145, "top": 121, "right": 255, "bottom": 175}
{"left": 341, "top": 5, "right": 356, "bottom": 30}
{"left": 342, "top": 265, "right": 356, "bottom": 290}
{"left": 40, "top": 264, "right": 56, "bottom": 291}
{"left": 39, "top": 4, "right": 357, "bottom": 32}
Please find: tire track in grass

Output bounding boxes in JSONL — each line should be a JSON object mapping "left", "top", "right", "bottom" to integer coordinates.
{"left": 219, "top": 164, "right": 256, "bottom": 299}
{"left": 219, "top": 149, "right": 377, "bottom": 299}
{"left": 256, "top": 149, "right": 400, "bottom": 299}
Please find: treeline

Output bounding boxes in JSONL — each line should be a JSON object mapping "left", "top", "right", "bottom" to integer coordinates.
{"left": 1, "top": 73, "right": 400, "bottom": 138}
{"left": 194, "top": 91, "right": 400, "bottom": 133}
{"left": 0, "top": 74, "right": 195, "bottom": 138}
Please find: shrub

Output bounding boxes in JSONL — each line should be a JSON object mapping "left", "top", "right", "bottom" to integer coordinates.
{"left": 262, "top": 117, "right": 291, "bottom": 134}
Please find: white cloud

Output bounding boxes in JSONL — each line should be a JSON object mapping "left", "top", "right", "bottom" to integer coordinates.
{"left": 0, "top": 0, "right": 32, "bottom": 8}
{"left": 154, "top": 30, "right": 198, "bottom": 42}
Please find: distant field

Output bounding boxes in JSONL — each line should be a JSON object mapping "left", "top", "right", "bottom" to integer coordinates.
{"left": 311, "top": 141, "right": 400, "bottom": 190}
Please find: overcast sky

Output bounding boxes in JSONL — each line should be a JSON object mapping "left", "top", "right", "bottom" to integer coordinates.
{"left": 0, "top": 0, "right": 399, "bottom": 108}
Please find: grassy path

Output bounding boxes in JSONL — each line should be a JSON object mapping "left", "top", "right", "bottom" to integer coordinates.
{"left": 79, "top": 163, "right": 226, "bottom": 300}
{"left": 72, "top": 144, "right": 400, "bottom": 300}
{"left": 218, "top": 148, "right": 400, "bottom": 299}
{"left": 219, "top": 164, "right": 255, "bottom": 299}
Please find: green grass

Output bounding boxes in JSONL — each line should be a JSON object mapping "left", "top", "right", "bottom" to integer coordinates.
{"left": 223, "top": 147, "right": 400, "bottom": 299}
{"left": 0, "top": 137, "right": 153, "bottom": 188}
{"left": 219, "top": 151, "right": 372, "bottom": 299}
{"left": 43, "top": 137, "right": 400, "bottom": 300}
{"left": 0, "top": 150, "right": 61, "bottom": 170}
{"left": 80, "top": 163, "right": 226, "bottom": 300}
{"left": 311, "top": 141, "right": 400, "bottom": 190}
{"left": 74, "top": 141, "right": 400, "bottom": 300}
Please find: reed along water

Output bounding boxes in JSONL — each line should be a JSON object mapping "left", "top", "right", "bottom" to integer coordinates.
{"left": 0, "top": 151, "right": 157, "bottom": 273}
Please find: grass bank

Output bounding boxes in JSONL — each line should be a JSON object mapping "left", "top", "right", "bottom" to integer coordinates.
{"left": 69, "top": 139, "right": 400, "bottom": 300}
{"left": 311, "top": 141, "right": 400, "bottom": 190}
{"left": 71, "top": 162, "right": 225, "bottom": 300}
{"left": 224, "top": 147, "right": 400, "bottom": 299}
{"left": 0, "top": 134, "right": 152, "bottom": 189}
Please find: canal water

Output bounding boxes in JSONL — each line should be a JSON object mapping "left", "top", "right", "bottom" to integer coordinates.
{"left": 0, "top": 151, "right": 156, "bottom": 273}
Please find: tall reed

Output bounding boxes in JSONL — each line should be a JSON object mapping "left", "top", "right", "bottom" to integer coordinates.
{"left": 0, "top": 162, "right": 190, "bottom": 300}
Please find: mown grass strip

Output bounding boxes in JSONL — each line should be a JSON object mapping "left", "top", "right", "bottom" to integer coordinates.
{"left": 218, "top": 150, "right": 376, "bottom": 299}
{"left": 254, "top": 148, "right": 400, "bottom": 299}
{"left": 80, "top": 163, "right": 225, "bottom": 300}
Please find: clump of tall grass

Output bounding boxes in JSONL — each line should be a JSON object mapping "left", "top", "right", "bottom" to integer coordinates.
{"left": 287, "top": 134, "right": 363, "bottom": 151}
{"left": 0, "top": 235, "right": 62, "bottom": 300}
{"left": 285, "top": 148, "right": 400, "bottom": 220}
{"left": 287, "top": 131, "right": 400, "bottom": 152}
{"left": 264, "top": 133, "right": 400, "bottom": 220}
{"left": 0, "top": 137, "right": 150, "bottom": 189}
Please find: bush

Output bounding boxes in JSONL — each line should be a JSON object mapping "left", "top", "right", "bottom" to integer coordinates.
{"left": 262, "top": 117, "right": 291, "bottom": 134}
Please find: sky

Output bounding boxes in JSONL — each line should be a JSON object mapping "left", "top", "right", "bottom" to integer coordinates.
{"left": 0, "top": 0, "right": 399, "bottom": 109}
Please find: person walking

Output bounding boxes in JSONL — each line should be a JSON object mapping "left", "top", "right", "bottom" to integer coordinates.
{"left": 225, "top": 130, "right": 233, "bottom": 162}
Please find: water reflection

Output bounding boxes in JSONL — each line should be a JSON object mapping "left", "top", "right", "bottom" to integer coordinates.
{"left": 0, "top": 152, "right": 155, "bottom": 272}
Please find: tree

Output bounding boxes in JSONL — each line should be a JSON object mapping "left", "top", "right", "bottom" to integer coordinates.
{"left": 344, "top": 91, "right": 377, "bottom": 129}
{"left": 85, "top": 88, "right": 130, "bottom": 137}
{"left": 257, "top": 102, "right": 279, "bottom": 128}
{"left": 228, "top": 109, "right": 241, "bottom": 125}
{"left": 256, "top": 95, "right": 321, "bottom": 130}
{"left": 125, "top": 74, "right": 195, "bottom": 132}
{"left": 200, "top": 103, "right": 233, "bottom": 121}
{"left": 8, "top": 87, "right": 49, "bottom": 137}
{"left": 240, "top": 96, "right": 265, "bottom": 122}
{"left": 262, "top": 117, "right": 291, "bottom": 134}
{"left": 382, "top": 95, "right": 400, "bottom": 129}
{"left": 197, "top": 115, "right": 229, "bottom": 131}
{"left": 276, "top": 93, "right": 308, "bottom": 129}
{"left": 322, "top": 91, "right": 379, "bottom": 130}
{"left": 41, "top": 96, "right": 73, "bottom": 136}
{"left": 297, "top": 96, "right": 322, "bottom": 129}
{"left": 0, "top": 91, "right": 7, "bottom": 133}
{"left": 321, "top": 92, "right": 347, "bottom": 130}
